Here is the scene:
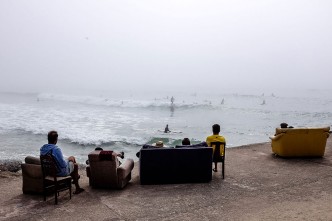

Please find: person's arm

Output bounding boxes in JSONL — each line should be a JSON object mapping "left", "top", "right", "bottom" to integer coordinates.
{"left": 206, "top": 136, "right": 211, "bottom": 147}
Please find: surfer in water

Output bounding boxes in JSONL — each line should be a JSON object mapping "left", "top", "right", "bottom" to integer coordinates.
{"left": 164, "top": 124, "right": 171, "bottom": 133}
{"left": 171, "top": 96, "right": 175, "bottom": 104}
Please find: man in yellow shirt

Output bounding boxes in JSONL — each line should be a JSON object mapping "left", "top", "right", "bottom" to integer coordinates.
{"left": 206, "top": 124, "right": 226, "bottom": 172}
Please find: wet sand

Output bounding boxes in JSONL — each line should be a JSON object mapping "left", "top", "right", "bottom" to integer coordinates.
{"left": 1, "top": 138, "right": 332, "bottom": 220}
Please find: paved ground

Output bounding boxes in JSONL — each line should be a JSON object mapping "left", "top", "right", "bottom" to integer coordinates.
{"left": 1, "top": 138, "right": 332, "bottom": 221}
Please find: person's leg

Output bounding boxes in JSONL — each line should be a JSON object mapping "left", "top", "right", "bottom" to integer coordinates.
{"left": 71, "top": 163, "right": 84, "bottom": 194}
{"left": 213, "top": 162, "right": 218, "bottom": 172}
{"left": 68, "top": 157, "right": 84, "bottom": 194}
{"left": 68, "top": 156, "right": 76, "bottom": 163}
{"left": 116, "top": 151, "right": 124, "bottom": 159}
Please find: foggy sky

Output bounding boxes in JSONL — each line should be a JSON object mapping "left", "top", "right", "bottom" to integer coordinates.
{"left": 0, "top": 0, "right": 331, "bottom": 94}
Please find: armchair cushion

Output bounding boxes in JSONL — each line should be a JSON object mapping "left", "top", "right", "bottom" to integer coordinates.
{"left": 99, "top": 150, "right": 114, "bottom": 161}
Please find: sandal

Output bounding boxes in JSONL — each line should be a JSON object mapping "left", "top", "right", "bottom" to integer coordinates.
{"left": 73, "top": 188, "right": 84, "bottom": 194}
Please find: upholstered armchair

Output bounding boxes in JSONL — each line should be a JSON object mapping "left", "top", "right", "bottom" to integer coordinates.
{"left": 21, "top": 156, "right": 43, "bottom": 194}
{"left": 86, "top": 150, "right": 134, "bottom": 189}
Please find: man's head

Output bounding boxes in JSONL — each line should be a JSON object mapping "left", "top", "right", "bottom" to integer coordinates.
{"left": 280, "top": 123, "right": 288, "bottom": 128}
{"left": 212, "top": 124, "right": 220, "bottom": 135}
{"left": 182, "top": 138, "right": 191, "bottom": 145}
{"left": 48, "top": 131, "right": 58, "bottom": 144}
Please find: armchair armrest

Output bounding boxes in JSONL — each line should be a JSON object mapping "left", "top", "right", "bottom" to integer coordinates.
{"left": 117, "top": 158, "right": 134, "bottom": 180}
{"left": 21, "top": 164, "right": 43, "bottom": 178}
{"left": 269, "top": 133, "right": 284, "bottom": 141}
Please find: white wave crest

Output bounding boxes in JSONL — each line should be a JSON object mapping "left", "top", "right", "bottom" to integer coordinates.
{"left": 37, "top": 93, "right": 213, "bottom": 109}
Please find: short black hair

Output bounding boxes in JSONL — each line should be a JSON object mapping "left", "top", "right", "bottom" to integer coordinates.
{"left": 280, "top": 123, "right": 288, "bottom": 128}
{"left": 212, "top": 124, "right": 220, "bottom": 134}
{"left": 182, "top": 138, "right": 191, "bottom": 145}
{"left": 48, "top": 131, "right": 58, "bottom": 144}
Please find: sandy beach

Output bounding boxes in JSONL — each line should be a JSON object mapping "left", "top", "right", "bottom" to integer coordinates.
{"left": 1, "top": 139, "right": 332, "bottom": 221}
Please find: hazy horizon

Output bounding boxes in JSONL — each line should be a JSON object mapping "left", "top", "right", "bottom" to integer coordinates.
{"left": 1, "top": 0, "right": 331, "bottom": 94}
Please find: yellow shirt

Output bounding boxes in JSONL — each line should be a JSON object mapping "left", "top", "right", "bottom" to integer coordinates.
{"left": 206, "top": 134, "right": 226, "bottom": 156}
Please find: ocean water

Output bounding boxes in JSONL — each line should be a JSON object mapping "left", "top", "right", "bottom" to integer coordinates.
{"left": 0, "top": 89, "right": 331, "bottom": 163}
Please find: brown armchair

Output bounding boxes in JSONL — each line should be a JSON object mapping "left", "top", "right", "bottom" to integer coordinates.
{"left": 86, "top": 150, "right": 134, "bottom": 189}
{"left": 21, "top": 156, "right": 43, "bottom": 194}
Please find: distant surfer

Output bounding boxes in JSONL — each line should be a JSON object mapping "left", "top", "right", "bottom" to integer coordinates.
{"left": 261, "top": 99, "right": 266, "bottom": 105}
{"left": 221, "top": 98, "right": 224, "bottom": 105}
{"left": 171, "top": 96, "right": 175, "bottom": 104}
{"left": 164, "top": 124, "right": 171, "bottom": 133}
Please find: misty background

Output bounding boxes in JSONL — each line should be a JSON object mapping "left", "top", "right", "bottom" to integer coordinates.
{"left": 0, "top": 0, "right": 331, "bottom": 94}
